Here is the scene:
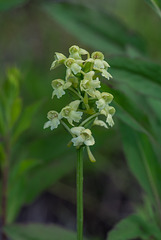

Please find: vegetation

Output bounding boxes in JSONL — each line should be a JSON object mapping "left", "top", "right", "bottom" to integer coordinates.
{"left": 0, "top": 0, "right": 161, "bottom": 239}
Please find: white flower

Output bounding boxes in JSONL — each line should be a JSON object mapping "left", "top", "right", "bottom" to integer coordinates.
{"left": 66, "top": 69, "right": 79, "bottom": 88}
{"left": 51, "top": 79, "right": 72, "bottom": 99}
{"left": 101, "top": 106, "right": 116, "bottom": 127}
{"left": 50, "top": 52, "right": 66, "bottom": 70}
{"left": 60, "top": 100, "right": 83, "bottom": 125}
{"left": 93, "top": 117, "right": 108, "bottom": 128}
{"left": 106, "top": 113, "right": 114, "bottom": 127}
{"left": 44, "top": 111, "right": 60, "bottom": 130}
{"left": 96, "top": 92, "right": 113, "bottom": 111}
{"left": 69, "top": 45, "right": 89, "bottom": 60}
{"left": 80, "top": 71, "right": 101, "bottom": 97}
{"left": 65, "top": 58, "right": 83, "bottom": 75}
{"left": 85, "top": 51, "right": 112, "bottom": 80}
{"left": 71, "top": 127, "right": 95, "bottom": 147}
{"left": 95, "top": 91, "right": 115, "bottom": 127}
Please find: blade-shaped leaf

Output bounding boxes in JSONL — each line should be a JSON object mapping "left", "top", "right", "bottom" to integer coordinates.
{"left": 107, "top": 214, "right": 161, "bottom": 240}
{"left": 43, "top": 3, "right": 145, "bottom": 55}
{"left": 12, "top": 101, "right": 41, "bottom": 143}
{"left": 102, "top": 84, "right": 154, "bottom": 138}
{"left": 109, "top": 56, "right": 161, "bottom": 100}
{"left": 144, "top": 0, "right": 161, "bottom": 18}
{"left": 120, "top": 122, "right": 161, "bottom": 211}
{"left": 4, "top": 224, "right": 77, "bottom": 240}
{"left": 7, "top": 155, "right": 75, "bottom": 223}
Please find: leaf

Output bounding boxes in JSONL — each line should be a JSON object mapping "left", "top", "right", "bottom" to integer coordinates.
{"left": 0, "top": 0, "right": 29, "bottom": 11}
{"left": 4, "top": 224, "right": 77, "bottom": 240}
{"left": 109, "top": 56, "right": 161, "bottom": 100}
{"left": 105, "top": 56, "right": 161, "bottom": 145}
{"left": 147, "top": 97, "right": 161, "bottom": 144}
{"left": 101, "top": 84, "right": 154, "bottom": 138}
{"left": 0, "top": 68, "right": 21, "bottom": 130}
{"left": 24, "top": 155, "right": 75, "bottom": 204}
{"left": 12, "top": 101, "right": 41, "bottom": 143}
{"left": 0, "top": 104, "right": 5, "bottom": 134}
{"left": 10, "top": 97, "right": 22, "bottom": 128}
{"left": 7, "top": 155, "right": 75, "bottom": 223}
{"left": 119, "top": 122, "right": 161, "bottom": 209}
{"left": 43, "top": 3, "right": 145, "bottom": 55}
{"left": 107, "top": 214, "right": 161, "bottom": 240}
{"left": 144, "top": 0, "right": 161, "bottom": 18}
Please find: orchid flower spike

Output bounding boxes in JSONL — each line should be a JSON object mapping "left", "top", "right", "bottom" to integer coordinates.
{"left": 44, "top": 45, "right": 116, "bottom": 162}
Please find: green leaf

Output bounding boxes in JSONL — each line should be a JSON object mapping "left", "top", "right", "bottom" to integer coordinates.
{"left": 7, "top": 155, "right": 75, "bottom": 223}
{"left": 109, "top": 56, "right": 161, "bottom": 100}
{"left": 4, "top": 224, "right": 77, "bottom": 240}
{"left": 43, "top": 3, "right": 145, "bottom": 55}
{"left": 120, "top": 122, "right": 161, "bottom": 210}
{"left": 10, "top": 97, "right": 22, "bottom": 128}
{"left": 24, "top": 155, "right": 75, "bottom": 204}
{"left": 0, "top": 0, "right": 29, "bottom": 11}
{"left": 107, "top": 214, "right": 161, "bottom": 240}
{"left": 0, "top": 68, "right": 21, "bottom": 130}
{"left": 12, "top": 101, "right": 41, "bottom": 143}
{"left": 0, "top": 103, "right": 5, "bottom": 134}
{"left": 102, "top": 84, "right": 154, "bottom": 138}
{"left": 144, "top": 0, "right": 161, "bottom": 18}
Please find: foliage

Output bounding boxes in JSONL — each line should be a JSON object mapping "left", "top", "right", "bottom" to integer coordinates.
{"left": 0, "top": 0, "right": 161, "bottom": 240}
{"left": 4, "top": 224, "right": 78, "bottom": 240}
{"left": 144, "top": 0, "right": 161, "bottom": 17}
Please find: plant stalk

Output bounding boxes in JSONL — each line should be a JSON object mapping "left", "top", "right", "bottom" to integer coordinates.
{"left": 1, "top": 135, "right": 10, "bottom": 240}
{"left": 77, "top": 147, "right": 83, "bottom": 240}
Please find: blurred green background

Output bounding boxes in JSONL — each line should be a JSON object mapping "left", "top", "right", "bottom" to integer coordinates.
{"left": 0, "top": 0, "right": 161, "bottom": 240}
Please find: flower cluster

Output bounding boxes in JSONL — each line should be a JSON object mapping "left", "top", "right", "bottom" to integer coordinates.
{"left": 44, "top": 45, "right": 115, "bottom": 162}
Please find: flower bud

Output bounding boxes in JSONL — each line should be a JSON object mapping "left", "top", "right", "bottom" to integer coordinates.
{"left": 91, "top": 51, "right": 104, "bottom": 60}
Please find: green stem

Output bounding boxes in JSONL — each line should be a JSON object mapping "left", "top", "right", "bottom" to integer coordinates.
{"left": 80, "top": 113, "right": 100, "bottom": 126}
{"left": 68, "top": 88, "right": 84, "bottom": 101}
{"left": 68, "top": 88, "right": 90, "bottom": 110}
{"left": 60, "top": 120, "right": 74, "bottom": 137}
{"left": 77, "top": 147, "right": 83, "bottom": 240}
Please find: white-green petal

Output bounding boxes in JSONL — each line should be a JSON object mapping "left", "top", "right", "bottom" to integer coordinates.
{"left": 79, "top": 48, "right": 89, "bottom": 55}
{"left": 106, "top": 114, "right": 114, "bottom": 127}
{"left": 52, "top": 87, "right": 65, "bottom": 99}
{"left": 96, "top": 99, "right": 106, "bottom": 111}
{"left": 69, "top": 100, "right": 81, "bottom": 110}
{"left": 43, "top": 116, "right": 60, "bottom": 131}
{"left": 72, "top": 135, "right": 84, "bottom": 147}
{"left": 85, "top": 71, "right": 95, "bottom": 80}
{"left": 94, "top": 59, "right": 104, "bottom": 69}
{"left": 70, "top": 52, "right": 81, "bottom": 60}
{"left": 93, "top": 118, "right": 108, "bottom": 128}
{"left": 71, "top": 127, "right": 85, "bottom": 136}
{"left": 50, "top": 60, "right": 59, "bottom": 70}
{"left": 43, "top": 121, "right": 51, "bottom": 129}
{"left": 64, "top": 82, "right": 72, "bottom": 89}
{"left": 50, "top": 118, "right": 60, "bottom": 130}
{"left": 103, "top": 60, "right": 110, "bottom": 69}
{"left": 66, "top": 68, "right": 71, "bottom": 80}
{"left": 70, "top": 111, "right": 83, "bottom": 123}
{"left": 84, "top": 135, "right": 95, "bottom": 146}
{"left": 101, "top": 69, "right": 112, "bottom": 80}
{"left": 90, "top": 77, "right": 101, "bottom": 88}
{"left": 50, "top": 52, "right": 66, "bottom": 70}
{"left": 71, "top": 63, "right": 82, "bottom": 75}
{"left": 71, "top": 127, "right": 95, "bottom": 147}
